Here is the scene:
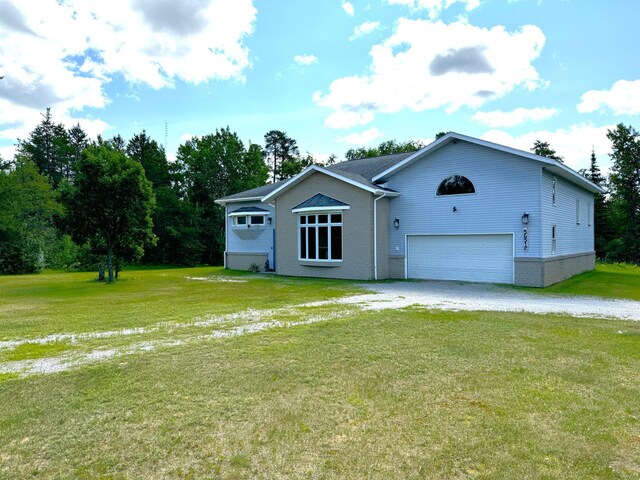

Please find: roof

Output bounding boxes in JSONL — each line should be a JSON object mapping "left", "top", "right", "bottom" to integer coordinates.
{"left": 229, "top": 206, "right": 269, "bottom": 214}
{"left": 292, "top": 193, "right": 350, "bottom": 211}
{"left": 216, "top": 132, "right": 604, "bottom": 203}
{"left": 373, "top": 132, "right": 605, "bottom": 194}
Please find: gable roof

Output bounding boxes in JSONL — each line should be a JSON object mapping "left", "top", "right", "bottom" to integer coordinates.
{"left": 372, "top": 132, "right": 605, "bottom": 194}
{"left": 229, "top": 206, "right": 269, "bottom": 214}
{"left": 217, "top": 132, "right": 603, "bottom": 204}
{"left": 292, "top": 193, "right": 350, "bottom": 211}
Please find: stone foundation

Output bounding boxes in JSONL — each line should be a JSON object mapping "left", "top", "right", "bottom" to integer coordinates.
{"left": 226, "top": 252, "right": 268, "bottom": 272}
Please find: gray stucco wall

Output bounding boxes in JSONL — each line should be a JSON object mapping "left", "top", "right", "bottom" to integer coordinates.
{"left": 514, "top": 252, "right": 595, "bottom": 287}
{"left": 274, "top": 172, "right": 375, "bottom": 280}
{"left": 226, "top": 252, "right": 269, "bottom": 272}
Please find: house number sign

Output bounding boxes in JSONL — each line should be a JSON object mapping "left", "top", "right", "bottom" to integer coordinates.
{"left": 523, "top": 226, "right": 528, "bottom": 251}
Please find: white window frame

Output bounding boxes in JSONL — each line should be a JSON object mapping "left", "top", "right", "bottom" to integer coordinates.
{"left": 588, "top": 203, "right": 592, "bottom": 226}
{"left": 576, "top": 198, "right": 581, "bottom": 225}
{"left": 551, "top": 225, "right": 557, "bottom": 255}
{"left": 298, "top": 212, "right": 343, "bottom": 262}
{"left": 230, "top": 213, "right": 268, "bottom": 228}
{"left": 552, "top": 177, "right": 556, "bottom": 206}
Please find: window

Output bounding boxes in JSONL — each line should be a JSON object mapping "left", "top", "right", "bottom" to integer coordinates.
{"left": 552, "top": 177, "right": 556, "bottom": 205}
{"left": 436, "top": 175, "right": 475, "bottom": 196}
{"left": 299, "top": 213, "right": 342, "bottom": 261}
{"left": 576, "top": 199, "right": 581, "bottom": 225}
{"left": 588, "top": 203, "right": 592, "bottom": 226}
{"left": 232, "top": 215, "right": 266, "bottom": 227}
{"left": 551, "top": 225, "right": 557, "bottom": 254}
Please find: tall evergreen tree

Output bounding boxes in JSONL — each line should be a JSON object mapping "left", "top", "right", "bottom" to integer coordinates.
{"left": 606, "top": 124, "right": 640, "bottom": 263}
{"left": 264, "top": 130, "right": 300, "bottom": 181}
{"left": 531, "top": 140, "right": 564, "bottom": 162}
{"left": 66, "top": 123, "right": 89, "bottom": 182}
{"left": 584, "top": 148, "right": 611, "bottom": 258}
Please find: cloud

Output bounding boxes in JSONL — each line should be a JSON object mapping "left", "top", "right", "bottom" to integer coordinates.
{"left": 472, "top": 107, "right": 559, "bottom": 128}
{"left": 0, "top": 0, "right": 257, "bottom": 151}
{"left": 337, "top": 127, "right": 382, "bottom": 145}
{"left": 577, "top": 79, "right": 640, "bottom": 116}
{"left": 386, "top": 0, "right": 481, "bottom": 19}
{"left": 294, "top": 54, "right": 319, "bottom": 66}
{"left": 481, "top": 123, "right": 614, "bottom": 172}
{"left": 350, "top": 21, "right": 381, "bottom": 40}
{"left": 314, "top": 18, "right": 546, "bottom": 129}
{"left": 324, "top": 110, "right": 375, "bottom": 129}
{"left": 342, "top": 2, "right": 355, "bottom": 16}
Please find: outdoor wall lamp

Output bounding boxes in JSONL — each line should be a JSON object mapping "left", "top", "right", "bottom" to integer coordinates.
{"left": 393, "top": 218, "right": 400, "bottom": 229}
{"left": 267, "top": 217, "right": 272, "bottom": 225}
{"left": 453, "top": 206, "right": 457, "bottom": 212}
{"left": 521, "top": 212, "right": 529, "bottom": 225}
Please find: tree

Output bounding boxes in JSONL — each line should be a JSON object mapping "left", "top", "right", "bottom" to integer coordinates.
{"left": 264, "top": 130, "right": 300, "bottom": 181}
{"left": 176, "top": 127, "right": 269, "bottom": 265}
{"left": 66, "top": 123, "right": 89, "bottom": 182}
{"left": 17, "top": 108, "right": 72, "bottom": 188}
{"left": 606, "top": 124, "right": 640, "bottom": 263}
{"left": 583, "top": 149, "right": 612, "bottom": 258}
{"left": 531, "top": 140, "right": 564, "bottom": 162}
{"left": 60, "top": 144, "right": 156, "bottom": 282}
{"left": 0, "top": 157, "right": 62, "bottom": 274}
{"left": 345, "top": 139, "right": 424, "bottom": 160}
{"left": 435, "top": 131, "right": 447, "bottom": 140}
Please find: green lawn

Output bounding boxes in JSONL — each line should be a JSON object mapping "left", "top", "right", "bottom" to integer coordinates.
{"left": 530, "top": 263, "right": 640, "bottom": 301}
{"left": 0, "top": 268, "right": 639, "bottom": 479}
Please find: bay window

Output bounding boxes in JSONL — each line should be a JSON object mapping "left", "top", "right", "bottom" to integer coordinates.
{"left": 299, "top": 213, "right": 342, "bottom": 261}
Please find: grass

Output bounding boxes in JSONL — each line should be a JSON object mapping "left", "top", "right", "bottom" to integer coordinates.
{"left": 535, "top": 263, "right": 640, "bottom": 300}
{"left": 0, "top": 267, "right": 639, "bottom": 478}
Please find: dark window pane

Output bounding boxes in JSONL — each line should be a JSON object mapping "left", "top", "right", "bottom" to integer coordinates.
{"left": 436, "top": 175, "right": 475, "bottom": 195}
{"left": 318, "top": 226, "right": 328, "bottom": 259}
{"left": 300, "top": 216, "right": 307, "bottom": 224}
{"left": 237, "top": 216, "right": 247, "bottom": 225}
{"left": 308, "top": 215, "right": 316, "bottom": 224}
{"left": 308, "top": 227, "right": 316, "bottom": 259}
{"left": 330, "top": 214, "right": 341, "bottom": 223}
{"left": 250, "top": 215, "right": 264, "bottom": 225}
{"left": 331, "top": 226, "right": 342, "bottom": 260}
{"left": 318, "top": 214, "right": 328, "bottom": 224}
{"left": 300, "top": 227, "right": 307, "bottom": 259}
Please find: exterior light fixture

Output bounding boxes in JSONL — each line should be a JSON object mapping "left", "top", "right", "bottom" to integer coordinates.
{"left": 453, "top": 206, "right": 457, "bottom": 212}
{"left": 393, "top": 218, "right": 400, "bottom": 229}
{"left": 267, "top": 217, "right": 272, "bottom": 225}
{"left": 521, "top": 212, "right": 529, "bottom": 225}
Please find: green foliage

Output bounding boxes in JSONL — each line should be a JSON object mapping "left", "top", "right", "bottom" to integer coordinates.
{"left": 605, "top": 124, "right": 640, "bottom": 263}
{"left": 176, "top": 127, "right": 269, "bottom": 265}
{"left": 60, "top": 143, "right": 156, "bottom": 282}
{"left": 345, "top": 139, "right": 424, "bottom": 160}
{"left": 264, "top": 129, "right": 302, "bottom": 181}
{"left": 0, "top": 157, "right": 62, "bottom": 274}
{"left": 531, "top": 139, "right": 564, "bottom": 162}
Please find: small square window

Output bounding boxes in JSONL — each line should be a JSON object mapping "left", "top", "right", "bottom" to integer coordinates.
{"left": 318, "top": 214, "right": 328, "bottom": 224}
{"left": 330, "top": 214, "right": 342, "bottom": 223}
{"left": 236, "top": 216, "right": 247, "bottom": 225}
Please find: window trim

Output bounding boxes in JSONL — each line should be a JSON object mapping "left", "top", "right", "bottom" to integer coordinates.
{"left": 231, "top": 213, "right": 268, "bottom": 228}
{"left": 435, "top": 174, "right": 477, "bottom": 197}
{"left": 552, "top": 177, "right": 556, "bottom": 206}
{"left": 551, "top": 224, "right": 557, "bottom": 255}
{"left": 298, "top": 211, "right": 343, "bottom": 262}
{"left": 588, "top": 203, "right": 592, "bottom": 226}
{"left": 576, "top": 198, "right": 581, "bottom": 225}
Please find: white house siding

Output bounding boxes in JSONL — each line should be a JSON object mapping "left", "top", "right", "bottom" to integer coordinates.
{"left": 540, "top": 170, "right": 594, "bottom": 258}
{"left": 386, "top": 140, "right": 542, "bottom": 259}
{"left": 225, "top": 201, "right": 275, "bottom": 269}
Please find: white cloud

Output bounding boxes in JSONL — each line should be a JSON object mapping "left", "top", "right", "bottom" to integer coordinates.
{"left": 315, "top": 18, "right": 546, "bottom": 129}
{"left": 342, "top": 1, "right": 355, "bottom": 16}
{"left": 0, "top": 0, "right": 257, "bottom": 151}
{"left": 180, "top": 133, "right": 197, "bottom": 142}
{"left": 387, "top": 0, "right": 481, "bottom": 19}
{"left": 472, "top": 107, "right": 559, "bottom": 128}
{"left": 481, "top": 123, "right": 614, "bottom": 172}
{"left": 294, "top": 54, "right": 319, "bottom": 66}
{"left": 577, "top": 79, "right": 640, "bottom": 116}
{"left": 324, "top": 110, "right": 375, "bottom": 129}
{"left": 337, "top": 127, "right": 382, "bottom": 145}
{"left": 350, "top": 21, "right": 381, "bottom": 40}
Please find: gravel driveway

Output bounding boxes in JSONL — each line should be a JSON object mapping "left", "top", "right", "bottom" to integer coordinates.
{"left": 346, "top": 281, "right": 640, "bottom": 321}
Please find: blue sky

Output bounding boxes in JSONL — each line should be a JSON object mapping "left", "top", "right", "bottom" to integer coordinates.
{"left": 1, "top": 0, "right": 639, "bottom": 172}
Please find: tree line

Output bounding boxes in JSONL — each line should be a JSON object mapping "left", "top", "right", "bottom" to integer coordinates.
{"left": 1, "top": 110, "right": 638, "bottom": 279}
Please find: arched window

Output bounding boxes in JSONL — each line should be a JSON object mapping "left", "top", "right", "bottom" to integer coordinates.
{"left": 436, "top": 175, "right": 476, "bottom": 196}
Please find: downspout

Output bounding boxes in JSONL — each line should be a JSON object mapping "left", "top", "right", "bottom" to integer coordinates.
{"left": 224, "top": 204, "right": 228, "bottom": 269}
{"left": 373, "top": 193, "right": 385, "bottom": 280}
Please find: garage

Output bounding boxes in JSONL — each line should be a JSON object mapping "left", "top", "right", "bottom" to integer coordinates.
{"left": 407, "top": 234, "right": 514, "bottom": 284}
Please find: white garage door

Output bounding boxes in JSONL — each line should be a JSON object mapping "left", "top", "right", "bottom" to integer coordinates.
{"left": 407, "top": 234, "right": 514, "bottom": 284}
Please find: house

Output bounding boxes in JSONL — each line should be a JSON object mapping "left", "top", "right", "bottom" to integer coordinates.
{"left": 216, "top": 132, "right": 603, "bottom": 287}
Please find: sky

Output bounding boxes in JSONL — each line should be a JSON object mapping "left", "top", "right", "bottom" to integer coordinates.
{"left": 1, "top": 0, "right": 639, "bottom": 174}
